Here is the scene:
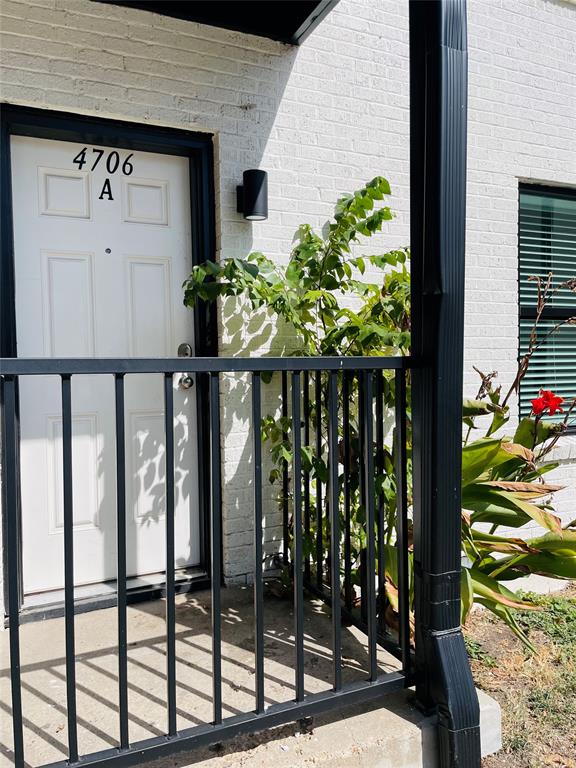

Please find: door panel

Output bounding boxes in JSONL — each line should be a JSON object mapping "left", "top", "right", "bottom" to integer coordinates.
{"left": 11, "top": 135, "right": 200, "bottom": 596}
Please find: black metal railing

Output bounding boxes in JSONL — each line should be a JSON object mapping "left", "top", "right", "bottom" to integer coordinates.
{"left": 1, "top": 355, "right": 413, "bottom": 768}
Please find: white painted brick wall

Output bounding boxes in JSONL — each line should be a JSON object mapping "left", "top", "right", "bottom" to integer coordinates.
{"left": 0, "top": 0, "right": 574, "bottom": 601}
{"left": 465, "top": 0, "right": 576, "bottom": 542}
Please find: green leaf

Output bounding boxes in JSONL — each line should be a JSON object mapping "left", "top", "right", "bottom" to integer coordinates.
{"left": 486, "top": 408, "right": 509, "bottom": 437}
{"left": 468, "top": 500, "right": 531, "bottom": 529}
{"left": 366, "top": 176, "right": 391, "bottom": 196}
{"left": 461, "top": 567, "right": 474, "bottom": 624}
{"left": 268, "top": 468, "right": 281, "bottom": 484}
{"left": 301, "top": 445, "right": 313, "bottom": 471}
{"left": 524, "top": 462, "right": 560, "bottom": 481}
{"left": 203, "top": 260, "right": 222, "bottom": 276}
{"left": 513, "top": 552, "right": 576, "bottom": 580}
{"left": 469, "top": 568, "right": 539, "bottom": 611}
{"left": 528, "top": 530, "right": 576, "bottom": 556}
{"left": 482, "top": 537, "right": 576, "bottom": 580}
{"left": 461, "top": 438, "right": 508, "bottom": 485}
{"left": 501, "top": 493, "right": 562, "bottom": 534}
{"left": 243, "top": 262, "right": 259, "bottom": 278}
{"left": 462, "top": 399, "right": 504, "bottom": 417}
{"left": 513, "top": 417, "right": 562, "bottom": 448}
{"left": 200, "top": 282, "right": 225, "bottom": 301}
{"left": 313, "top": 457, "right": 328, "bottom": 483}
{"left": 465, "top": 484, "right": 562, "bottom": 533}
{"left": 470, "top": 530, "right": 539, "bottom": 555}
{"left": 285, "top": 261, "right": 301, "bottom": 284}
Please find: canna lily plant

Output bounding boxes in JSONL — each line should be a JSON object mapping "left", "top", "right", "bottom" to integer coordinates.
{"left": 460, "top": 389, "right": 575, "bottom": 650}
{"left": 457, "top": 272, "right": 576, "bottom": 649}
{"left": 183, "top": 177, "right": 576, "bottom": 651}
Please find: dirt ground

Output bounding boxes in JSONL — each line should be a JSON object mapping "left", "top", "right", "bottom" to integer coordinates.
{"left": 464, "top": 585, "right": 576, "bottom": 768}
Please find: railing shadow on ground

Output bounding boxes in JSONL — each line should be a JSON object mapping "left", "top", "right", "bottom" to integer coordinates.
{"left": 0, "top": 587, "right": 401, "bottom": 767}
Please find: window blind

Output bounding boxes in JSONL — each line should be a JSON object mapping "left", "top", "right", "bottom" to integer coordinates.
{"left": 518, "top": 185, "right": 576, "bottom": 422}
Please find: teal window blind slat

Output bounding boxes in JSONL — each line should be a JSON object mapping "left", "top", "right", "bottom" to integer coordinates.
{"left": 518, "top": 186, "right": 576, "bottom": 422}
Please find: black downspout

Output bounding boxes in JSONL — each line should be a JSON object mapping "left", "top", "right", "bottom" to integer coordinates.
{"left": 409, "top": 1, "right": 482, "bottom": 766}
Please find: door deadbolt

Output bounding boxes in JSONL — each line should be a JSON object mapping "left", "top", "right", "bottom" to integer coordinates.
{"left": 178, "top": 342, "right": 193, "bottom": 358}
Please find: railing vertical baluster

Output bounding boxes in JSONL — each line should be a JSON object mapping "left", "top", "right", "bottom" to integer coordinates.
{"left": 252, "top": 372, "right": 265, "bottom": 714}
{"left": 342, "top": 372, "right": 352, "bottom": 612}
{"left": 328, "top": 372, "right": 341, "bottom": 691}
{"left": 114, "top": 373, "right": 129, "bottom": 749}
{"left": 358, "top": 374, "right": 367, "bottom": 625}
{"left": 375, "top": 371, "right": 385, "bottom": 619}
{"left": 61, "top": 374, "right": 79, "bottom": 762}
{"left": 210, "top": 372, "right": 223, "bottom": 725}
{"left": 303, "top": 371, "right": 311, "bottom": 583}
{"left": 362, "top": 371, "right": 377, "bottom": 682}
{"left": 394, "top": 370, "right": 411, "bottom": 675}
{"left": 292, "top": 371, "right": 305, "bottom": 702}
{"left": 314, "top": 371, "right": 323, "bottom": 591}
{"left": 3, "top": 376, "right": 24, "bottom": 766}
{"left": 163, "top": 373, "right": 177, "bottom": 737}
{"left": 281, "top": 371, "right": 289, "bottom": 565}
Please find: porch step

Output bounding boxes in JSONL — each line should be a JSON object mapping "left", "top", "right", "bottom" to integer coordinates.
{"left": 145, "top": 688, "right": 501, "bottom": 768}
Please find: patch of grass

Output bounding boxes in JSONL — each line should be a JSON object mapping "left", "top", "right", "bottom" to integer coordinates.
{"left": 516, "top": 591, "right": 576, "bottom": 648}
{"left": 526, "top": 686, "right": 552, "bottom": 714}
{"left": 466, "top": 585, "right": 576, "bottom": 768}
{"left": 465, "top": 637, "right": 496, "bottom": 667}
{"left": 505, "top": 733, "right": 529, "bottom": 754}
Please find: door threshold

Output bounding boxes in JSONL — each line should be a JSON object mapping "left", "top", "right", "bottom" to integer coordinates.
{"left": 11, "top": 567, "right": 209, "bottom": 626}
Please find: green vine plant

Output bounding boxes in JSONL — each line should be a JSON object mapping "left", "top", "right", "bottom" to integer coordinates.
{"left": 183, "top": 177, "right": 576, "bottom": 651}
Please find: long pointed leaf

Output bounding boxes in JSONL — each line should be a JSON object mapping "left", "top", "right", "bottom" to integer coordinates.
{"left": 461, "top": 567, "right": 474, "bottom": 624}
{"left": 465, "top": 484, "right": 562, "bottom": 533}
{"left": 469, "top": 568, "right": 539, "bottom": 611}
{"left": 471, "top": 530, "right": 540, "bottom": 554}
{"left": 484, "top": 480, "right": 564, "bottom": 499}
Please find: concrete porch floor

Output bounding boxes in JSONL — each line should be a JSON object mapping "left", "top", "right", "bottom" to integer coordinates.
{"left": 1, "top": 586, "right": 405, "bottom": 767}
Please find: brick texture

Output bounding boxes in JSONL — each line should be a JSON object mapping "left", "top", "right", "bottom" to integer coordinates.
{"left": 0, "top": 0, "right": 575, "bottom": 599}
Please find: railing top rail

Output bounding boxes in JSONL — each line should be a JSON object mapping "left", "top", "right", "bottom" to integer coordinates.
{"left": 0, "top": 355, "right": 415, "bottom": 376}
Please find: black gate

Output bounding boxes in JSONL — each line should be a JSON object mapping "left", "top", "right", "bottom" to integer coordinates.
{"left": 1, "top": 355, "right": 413, "bottom": 768}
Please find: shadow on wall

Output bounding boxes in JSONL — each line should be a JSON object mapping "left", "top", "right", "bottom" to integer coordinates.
{"left": 217, "top": 297, "right": 298, "bottom": 580}
{"left": 205, "top": 42, "right": 306, "bottom": 584}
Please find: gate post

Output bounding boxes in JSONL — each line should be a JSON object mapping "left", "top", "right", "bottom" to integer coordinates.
{"left": 408, "top": 1, "right": 482, "bottom": 766}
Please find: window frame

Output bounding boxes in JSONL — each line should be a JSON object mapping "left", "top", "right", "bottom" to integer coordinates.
{"left": 517, "top": 182, "right": 576, "bottom": 432}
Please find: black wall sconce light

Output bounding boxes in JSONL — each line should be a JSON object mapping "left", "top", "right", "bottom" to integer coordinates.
{"left": 236, "top": 169, "right": 268, "bottom": 221}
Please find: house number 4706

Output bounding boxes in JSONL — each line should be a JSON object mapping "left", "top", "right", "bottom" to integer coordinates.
{"left": 72, "top": 147, "right": 134, "bottom": 201}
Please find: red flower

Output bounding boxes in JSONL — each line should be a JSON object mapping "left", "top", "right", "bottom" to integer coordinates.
{"left": 531, "top": 389, "right": 564, "bottom": 417}
{"left": 530, "top": 396, "right": 547, "bottom": 415}
{"left": 541, "top": 389, "right": 564, "bottom": 414}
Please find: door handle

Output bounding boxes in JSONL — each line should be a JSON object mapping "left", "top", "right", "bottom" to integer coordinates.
{"left": 178, "top": 374, "right": 194, "bottom": 390}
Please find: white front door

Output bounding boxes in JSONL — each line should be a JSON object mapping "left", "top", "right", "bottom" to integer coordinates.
{"left": 10, "top": 135, "right": 201, "bottom": 596}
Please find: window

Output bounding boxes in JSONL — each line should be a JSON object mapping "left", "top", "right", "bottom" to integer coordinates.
{"left": 518, "top": 184, "right": 576, "bottom": 423}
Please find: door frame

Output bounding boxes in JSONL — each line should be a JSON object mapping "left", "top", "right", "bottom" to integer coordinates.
{"left": 1, "top": 104, "right": 217, "bottom": 618}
